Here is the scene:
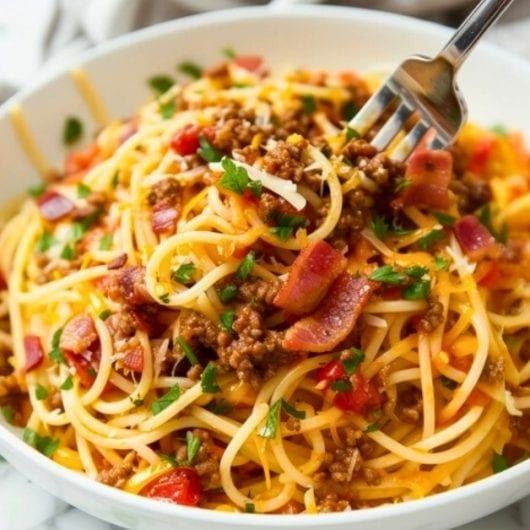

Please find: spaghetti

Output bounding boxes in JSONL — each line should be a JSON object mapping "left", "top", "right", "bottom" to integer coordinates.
{"left": 1, "top": 54, "right": 530, "bottom": 514}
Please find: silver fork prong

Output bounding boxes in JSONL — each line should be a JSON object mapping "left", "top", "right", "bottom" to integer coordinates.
{"left": 370, "top": 102, "right": 413, "bottom": 151}
{"left": 389, "top": 120, "right": 429, "bottom": 162}
{"left": 347, "top": 84, "right": 396, "bottom": 137}
{"left": 428, "top": 135, "right": 446, "bottom": 150}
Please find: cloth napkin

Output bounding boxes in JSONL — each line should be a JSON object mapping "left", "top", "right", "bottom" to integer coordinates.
{"left": 0, "top": 0, "right": 529, "bottom": 106}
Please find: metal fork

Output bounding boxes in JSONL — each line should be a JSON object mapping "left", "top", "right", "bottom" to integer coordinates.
{"left": 348, "top": 0, "right": 514, "bottom": 162}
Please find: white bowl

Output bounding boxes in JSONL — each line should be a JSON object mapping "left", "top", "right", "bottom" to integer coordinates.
{"left": 1, "top": 5, "right": 530, "bottom": 530}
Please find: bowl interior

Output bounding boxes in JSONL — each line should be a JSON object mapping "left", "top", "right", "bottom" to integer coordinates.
{"left": 1, "top": 5, "right": 530, "bottom": 530}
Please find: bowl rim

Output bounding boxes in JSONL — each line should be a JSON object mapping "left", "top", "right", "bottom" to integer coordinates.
{"left": 1, "top": 3, "right": 530, "bottom": 526}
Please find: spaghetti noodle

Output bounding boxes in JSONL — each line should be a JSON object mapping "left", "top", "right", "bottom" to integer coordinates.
{"left": 1, "top": 54, "right": 530, "bottom": 514}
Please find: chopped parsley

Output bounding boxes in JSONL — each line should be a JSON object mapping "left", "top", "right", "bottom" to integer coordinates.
{"left": 220, "top": 157, "right": 251, "bottom": 194}
{"left": 36, "top": 230, "right": 56, "bottom": 253}
{"left": 172, "top": 263, "right": 196, "bottom": 285}
{"left": 178, "top": 61, "right": 203, "bottom": 79}
{"left": 270, "top": 213, "right": 307, "bottom": 242}
{"left": 405, "top": 265, "right": 429, "bottom": 279}
{"left": 434, "top": 256, "right": 449, "bottom": 271}
{"left": 245, "top": 503, "right": 256, "bottom": 513}
{"left": 418, "top": 229, "right": 446, "bottom": 250}
{"left": 27, "top": 182, "right": 46, "bottom": 198}
{"left": 364, "top": 423, "right": 380, "bottom": 433}
{"left": 63, "top": 116, "right": 83, "bottom": 146}
{"left": 60, "top": 243, "right": 76, "bottom": 261}
{"left": 1, "top": 406, "right": 14, "bottom": 424}
{"left": 198, "top": 136, "right": 222, "bottom": 163}
{"left": 186, "top": 431, "right": 201, "bottom": 464}
{"left": 35, "top": 385, "right": 49, "bottom": 401}
{"left": 160, "top": 453, "right": 180, "bottom": 467}
{"left": 159, "top": 293, "right": 170, "bottom": 304}
{"left": 48, "top": 328, "right": 65, "bottom": 364}
{"left": 201, "top": 362, "right": 220, "bottom": 393}
{"left": 23, "top": 428, "right": 59, "bottom": 457}
{"left": 402, "top": 279, "right": 431, "bottom": 300}
{"left": 218, "top": 284, "right": 238, "bottom": 304}
{"left": 492, "top": 452, "right": 509, "bottom": 474}
{"left": 60, "top": 375, "right": 74, "bottom": 391}
{"left": 111, "top": 171, "right": 120, "bottom": 189}
{"left": 280, "top": 399, "right": 306, "bottom": 420}
{"left": 346, "top": 127, "right": 361, "bottom": 140}
{"left": 477, "top": 203, "right": 508, "bottom": 244}
{"left": 223, "top": 47, "right": 237, "bottom": 59}
{"left": 77, "top": 182, "right": 91, "bottom": 199}
{"left": 369, "top": 265, "right": 407, "bottom": 285}
{"left": 151, "top": 385, "right": 181, "bottom": 415}
{"left": 330, "top": 379, "right": 353, "bottom": 392}
{"left": 432, "top": 211, "right": 456, "bottom": 227}
{"left": 301, "top": 95, "right": 316, "bottom": 114}
{"left": 148, "top": 75, "right": 175, "bottom": 95}
{"left": 219, "top": 310, "right": 235, "bottom": 332}
{"left": 99, "top": 233, "right": 113, "bottom": 251}
{"left": 440, "top": 376, "right": 458, "bottom": 390}
{"left": 342, "top": 101, "right": 358, "bottom": 121}
{"left": 394, "top": 178, "right": 412, "bottom": 193}
{"left": 99, "top": 309, "right": 112, "bottom": 321}
{"left": 342, "top": 348, "right": 365, "bottom": 375}
{"left": 490, "top": 124, "right": 507, "bottom": 136}
{"left": 259, "top": 399, "right": 282, "bottom": 439}
{"left": 247, "top": 179, "right": 263, "bottom": 198}
{"left": 369, "top": 216, "right": 412, "bottom": 240}
{"left": 177, "top": 336, "right": 198, "bottom": 366}
{"left": 159, "top": 100, "right": 176, "bottom": 120}
{"left": 236, "top": 251, "right": 255, "bottom": 281}
{"left": 205, "top": 399, "right": 233, "bottom": 415}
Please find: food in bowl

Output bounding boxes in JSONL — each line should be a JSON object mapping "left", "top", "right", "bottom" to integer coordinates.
{"left": 0, "top": 52, "right": 529, "bottom": 514}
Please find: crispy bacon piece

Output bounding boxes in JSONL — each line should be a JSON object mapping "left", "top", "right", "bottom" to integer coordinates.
{"left": 234, "top": 55, "right": 264, "bottom": 74}
{"left": 283, "top": 274, "right": 377, "bottom": 352}
{"left": 37, "top": 190, "right": 75, "bottom": 221}
{"left": 64, "top": 346, "right": 100, "bottom": 388}
{"left": 467, "top": 137, "right": 495, "bottom": 174}
{"left": 65, "top": 143, "right": 100, "bottom": 176}
{"left": 454, "top": 215, "right": 498, "bottom": 260}
{"left": 24, "top": 335, "right": 44, "bottom": 372}
{"left": 273, "top": 240, "right": 347, "bottom": 315}
{"left": 121, "top": 347, "right": 144, "bottom": 372}
{"left": 106, "top": 266, "right": 154, "bottom": 306}
{"left": 394, "top": 148, "right": 453, "bottom": 209}
{"left": 60, "top": 315, "right": 98, "bottom": 355}
{"left": 107, "top": 253, "right": 128, "bottom": 270}
{"left": 152, "top": 203, "right": 179, "bottom": 235}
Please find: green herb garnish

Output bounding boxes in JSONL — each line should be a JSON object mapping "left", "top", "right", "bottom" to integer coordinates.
{"left": 418, "top": 229, "right": 446, "bottom": 250}
{"left": 151, "top": 385, "right": 181, "bottom": 415}
{"left": 60, "top": 375, "right": 73, "bottom": 391}
{"left": 342, "top": 101, "right": 358, "bottom": 121}
{"left": 330, "top": 379, "right": 353, "bottom": 392}
{"left": 364, "top": 423, "right": 380, "bottom": 433}
{"left": 369, "top": 265, "right": 406, "bottom": 285}
{"left": 99, "top": 309, "right": 112, "bottom": 321}
{"left": 159, "top": 293, "right": 170, "bottom": 304}
{"left": 201, "top": 362, "right": 220, "bottom": 393}
{"left": 186, "top": 431, "right": 201, "bottom": 464}
{"left": 301, "top": 95, "right": 316, "bottom": 114}
{"left": 220, "top": 157, "right": 250, "bottom": 194}
{"left": 219, "top": 310, "right": 235, "bottom": 332}
{"left": 99, "top": 233, "right": 113, "bottom": 251}
{"left": 35, "top": 385, "right": 49, "bottom": 401}
{"left": 36, "top": 230, "right": 56, "bottom": 253}
{"left": 402, "top": 279, "right": 431, "bottom": 300}
{"left": 177, "top": 336, "right": 198, "bottom": 366}
{"left": 49, "top": 328, "right": 65, "bottom": 364}
{"left": 434, "top": 256, "right": 449, "bottom": 271}
{"left": 172, "top": 263, "right": 196, "bottom": 285}
{"left": 440, "top": 376, "right": 458, "bottom": 390}
{"left": 159, "top": 100, "right": 176, "bottom": 120}
{"left": 148, "top": 75, "right": 175, "bottom": 95}
{"left": 492, "top": 452, "right": 509, "bottom": 474}
{"left": 63, "top": 116, "right": 83, "bottom": 145}
{"left": 270, "top": 213, "right": 307, "bottom": 242}
{"left": 346, "top": 127, "right": 360, "bottom": 140}
{"left": 27, "top": 183, "right": 46, "bottom": 198}
{"left": 1, "top": 406, "right": 14, "bottom": 424}
{"left": 178, "top": 61, "right": 203, "bottom": 79}
{"left": 432, "top": 211, "right": 456, "bottom": 227}
{"left": 342, "top": 348, "right": 365, "bottom": 375}
{"left": 236, "top": 251, "right": 255, "bottom": 281}
{"left": 60, "top": 243, "right": 76, "bottom": 260}
{"left": 280, "top": 399, "right": 306, "bottom": 420}
{"left": 205, "top": 399, "right": 233, "bottom": 415}
{"left": 218, "top": 284, "right": 238, "bottom": 304}
{"left": 260, "top": 399, "right": 282, "bottom": 439}
{"left": 245, "top": 503, "right": 255, "bottom": 513}
{"left": 23, "top": 428, "right": 59, "bottom": 457}
{"left": 77, "top": 183, "right": 91, "bottom": 199}
{"left": 223, "top": 47, "right": 237, "bottom": 59}
{"left": 198, "top": 136, "right": 222, "bottom": 163}
{"left": 405, "top": 266, "right": 429, "bottom": 279}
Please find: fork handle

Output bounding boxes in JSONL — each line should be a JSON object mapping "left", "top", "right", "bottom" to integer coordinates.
{"left": 438, "top": 0, "right": 514, "bottom": 70}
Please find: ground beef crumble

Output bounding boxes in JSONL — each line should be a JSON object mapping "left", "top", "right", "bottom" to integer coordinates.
{"left": 262, "top": 140, "right": 307, "bottom": 182}
{"left": 97, "top": 451, "right": 136, "bottom": 488}
{"left": 148, "top": 178, "right": 180, "bottom": 207}
{"left": 418, "top": 296, "right": 445, "bottom": 333}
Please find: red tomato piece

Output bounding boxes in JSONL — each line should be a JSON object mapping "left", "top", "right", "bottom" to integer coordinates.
{"left": 467, "top": 136, "right": 495, "bottom": 174}
{"left": 170, "top": 124, "right": 201, "bottom": 156}
{"left": 453, "top": 215, "right": 498, "bottom": 260}
{"left": 476, "top": 260, "right": 502, "bottom": 288}
{"left": 24, "top": 335, "right": 44, "bottom": 372}
{"left": 283, "top": 274, "right": 377, "bottom": 352}
{"left": 394, "top": 148, "right": 453, "bottom": 209}
{"left": 65, "top": 143, "right": 100, "bottom": 176}
{"left": 315, "top": 360, "right": 346, "bottom": 389}
{"left": 274, "top": 240, "right": 347, "bottom": 316}
{"left": 37, "top": 190, "right": 75, "bottom": 221}
{"left": 234, "top": 55, "right": 263, "bottom": 73}
{"left": 121, "top": 347, "right": 144, "bottom": 372}
{"left": 333, "top": 373, "right": 381, "bottom": 414}
{"left": 141, "top": 467, "right": 202, "bottom": 506}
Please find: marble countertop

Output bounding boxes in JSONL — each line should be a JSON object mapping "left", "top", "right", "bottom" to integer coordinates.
{"left": 1, "top": 2, "right": 530, "bottom": 530}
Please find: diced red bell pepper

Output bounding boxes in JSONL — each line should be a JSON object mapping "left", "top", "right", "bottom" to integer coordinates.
{"left": 121, "top": 347, "right": 144, "bottom": 372}
{"left": 283, "top": 274, "right": 377, "bottom": 352}
{"left": 395, "top": 148, "right": 453, "bottom": 209}
{"left": 170, "top": 124, "right": 201, "bottom": 156}
{"left": 454, "top": 215, "right": 498, "bottom": 260}
{"left": 333, "top": 373, "right": 381, "bottom": 414}
{"left": 24, "top": 335, "right": 44, "bottom": 372}
{"left": 141, "top": 467, "right": 202, "bottom": 506}
{"left": 37, "top": 190, "right": 75, "bottom": 221}
{"left": 274, "top": 240, "right": 347, "bottom": 316}
{"left": 234, "top": 55, "right": 263, "bottom": 74}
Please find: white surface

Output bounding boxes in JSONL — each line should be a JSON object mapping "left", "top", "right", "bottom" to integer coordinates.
{"left": 1, "top": 4, "right": 530, "bottom": 530}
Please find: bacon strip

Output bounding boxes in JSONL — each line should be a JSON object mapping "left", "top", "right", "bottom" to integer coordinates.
{"left": 395, "top": 148, "right": 453, "bottom": 209}
{"left": 37, "top": 190, "right": 75, "bottom": 221}
{"left": 274, "top": 240, "right": 346, "bottom": 315}
{"left": 283, "top": 274, "right": 377, "bottom": 352}
{"left": 454, "top": 215, "right": 498, "bottom": 260}
{"left": 59, "top": 315, "right": 98, "bottom": 355}
{"left": 152, "top": 205, "right": 179, "bottom": 234}
{"left": 24, "top": 335, "right": 44, "bottom": 372}
{"left": 105, "top": 266, "right": 154, "bottom": 306}
{"left": 121, "top": 347, "right": 145, "bottom": 372}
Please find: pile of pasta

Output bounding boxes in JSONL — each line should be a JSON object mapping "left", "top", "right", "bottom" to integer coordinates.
{"left": 0, "top": 53, "right": 530, "bottom": 514}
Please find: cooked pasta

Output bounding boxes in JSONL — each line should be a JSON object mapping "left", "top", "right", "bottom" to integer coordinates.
{"left": 1, "top": 53, "right": 530, "bottom": 514}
